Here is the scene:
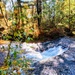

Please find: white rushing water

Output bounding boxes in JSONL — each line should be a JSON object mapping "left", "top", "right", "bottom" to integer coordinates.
{"left": 21, "top": 44, "right": 68, "bottom": 61}
{"left": 0, "top": 40, "right": 69, "bottom": 62}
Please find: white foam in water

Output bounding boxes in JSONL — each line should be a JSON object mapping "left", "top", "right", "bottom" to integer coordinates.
{"left": 22, "top": 46, "right": 68, "bottom": 61}
{"left": 0, "top": 41, "right": 69, "bottom": 62}
{"left": 42, "top": 46, "right": 68, "bottom": 59}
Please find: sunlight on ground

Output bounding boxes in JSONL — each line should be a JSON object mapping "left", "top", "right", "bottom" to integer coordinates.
{"left": 0, "top": 40, "right": 10, "bottom": 44}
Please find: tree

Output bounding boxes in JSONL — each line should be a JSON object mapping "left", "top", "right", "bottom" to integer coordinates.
{"left": 36, "top": 0, "right": 42, "bottom": 26}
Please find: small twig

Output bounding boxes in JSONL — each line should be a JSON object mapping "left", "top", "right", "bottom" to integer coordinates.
{"left": 7, "top": 41, "right": 12, "bottom": 59}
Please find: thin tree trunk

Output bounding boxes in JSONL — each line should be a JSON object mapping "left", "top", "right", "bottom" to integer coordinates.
{"left": 11, "top": 0, "right": 14, "bottom": 20}
{"left": 17, "top": 0, "right": 22, "bottom": 27}
{"left": 69, "top": 0, "right": 71, "bottom": 29}
{"left": 37, "top": 0, "right": 42, "bottom": 26}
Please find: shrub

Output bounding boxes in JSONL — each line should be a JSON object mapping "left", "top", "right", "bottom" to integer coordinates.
{"left": 49, "top": 28, "right": 64, "bottom": 39}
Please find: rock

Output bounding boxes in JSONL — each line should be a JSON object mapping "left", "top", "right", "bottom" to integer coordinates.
{"left": 31, "top": 37, "right": 75, "bottom": 75}
{"left": 0, "top": 52, "right": 5, "bottom": 66}
{"left": 41, "top": 68, "right": 57, "bottom": 75}
{"left": 69, "top": 65, "right": 75, "bottom": 75}
{"left": 65, "top": 55, "right": 75, "bottom": 61}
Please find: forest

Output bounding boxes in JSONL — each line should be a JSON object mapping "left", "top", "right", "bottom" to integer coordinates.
{"left": 0, "top": 0, "right": 75, "bottom": 75}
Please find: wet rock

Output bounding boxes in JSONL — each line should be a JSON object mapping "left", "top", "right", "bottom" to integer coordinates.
{"left": 31, "top": 37, "right": 75, "bottom": 75}
{"left": 0, "top": 52, "right": 5, "bottom": 66}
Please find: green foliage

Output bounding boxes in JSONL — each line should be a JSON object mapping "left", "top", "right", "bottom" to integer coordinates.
{"left": 1, "top": 0, "right": 35, "bottom": 42}
{"left": 41, "top": 0, "right": 75, "bottom": 37}
{"left": 42, "top": 0, "right": 55, "bottom": 24}
{"left": 0, "top": 44, "right": 31, "bottom": 75}
{"left": 2, "top": 28, "right": 26, "bottom": 42}
{"left": 0, "top": 70, "right": 7, "bottom": 75}
{"left": 26, "top": 37, "right": 33, "bottom": 42}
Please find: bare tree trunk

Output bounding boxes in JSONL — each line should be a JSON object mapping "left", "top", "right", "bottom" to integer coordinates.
{"left": 11, "top": 0, "right": 14, "bottom": 20}
{"left": 36, "top": 0, "right": 42, "bottom": 26}
{"left": 69, "top": 0, "right": 71, "bottom": 29}
{"left": 17, "top": 0, "right": 22, "bottom": 28}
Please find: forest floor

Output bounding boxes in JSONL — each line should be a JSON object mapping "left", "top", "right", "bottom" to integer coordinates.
{"left": 0, "top": 36, "right": 75, "bottom": 75}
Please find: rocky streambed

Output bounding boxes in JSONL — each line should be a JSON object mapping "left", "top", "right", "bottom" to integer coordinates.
{"left": 0, "top": 37, "right": 75, "bottom": 75}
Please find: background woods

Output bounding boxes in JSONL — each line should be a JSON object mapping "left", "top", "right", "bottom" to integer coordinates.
{"left": 0, "top": 0, "right": 75, "bottom": 41}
